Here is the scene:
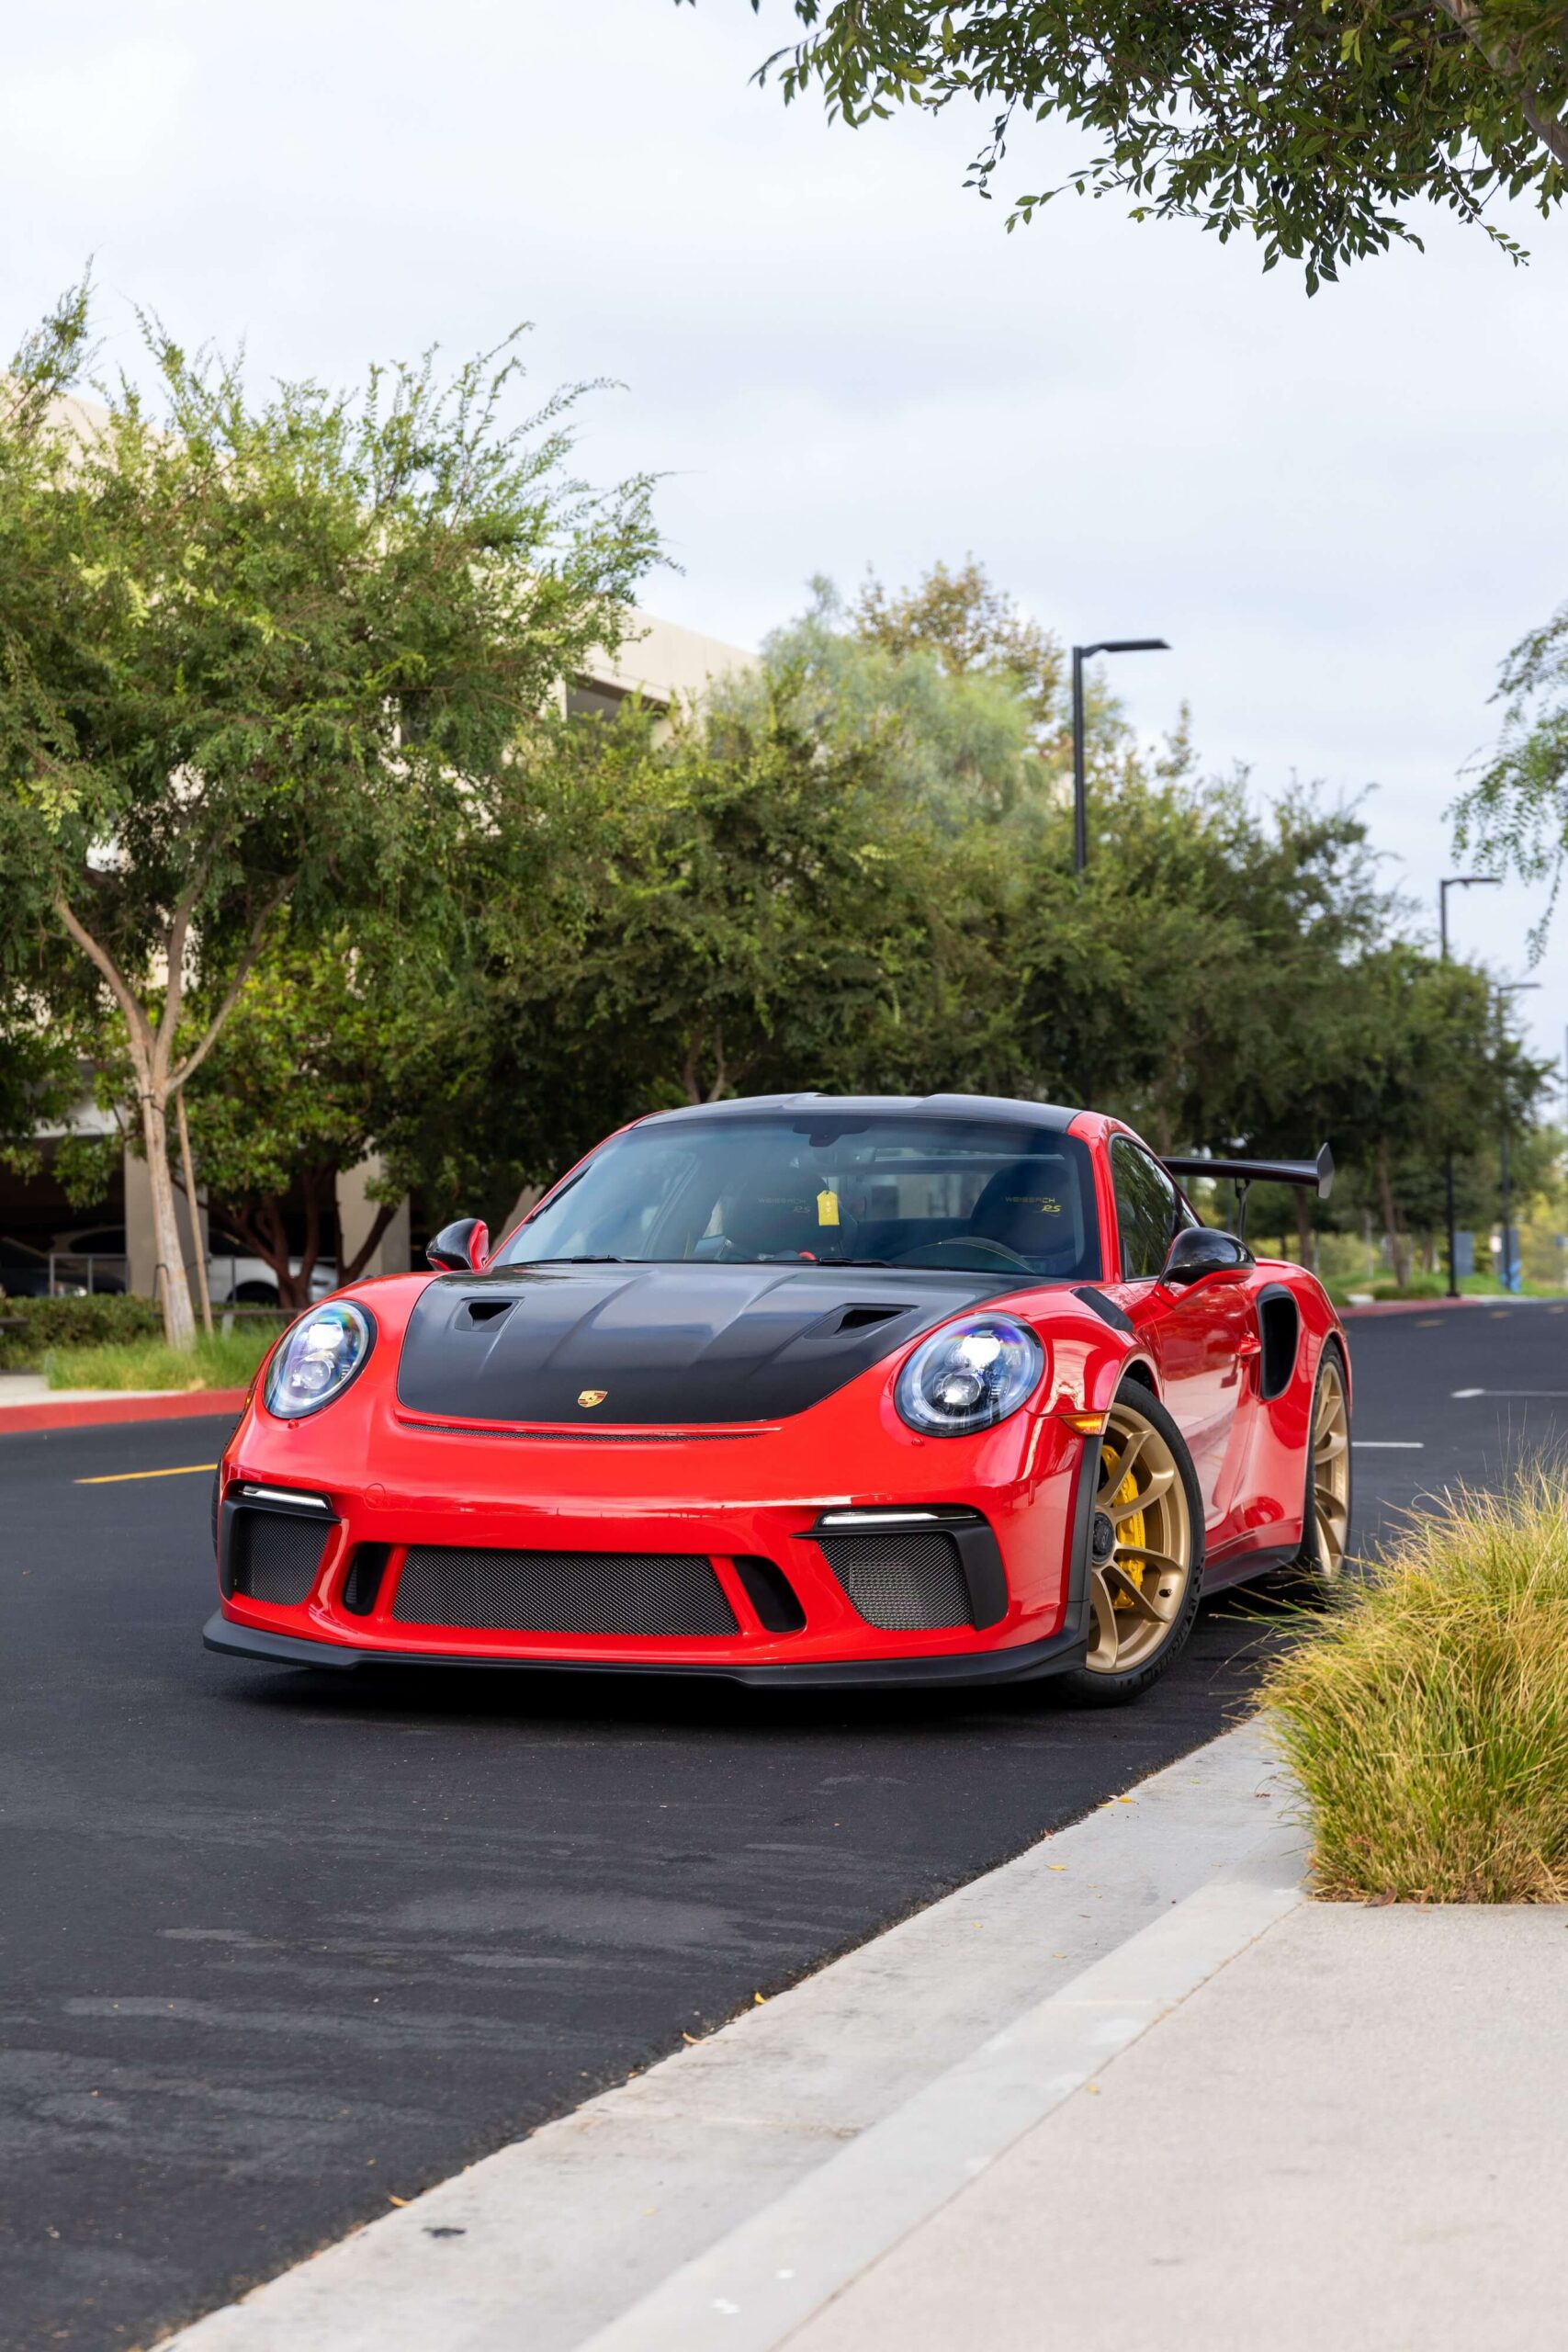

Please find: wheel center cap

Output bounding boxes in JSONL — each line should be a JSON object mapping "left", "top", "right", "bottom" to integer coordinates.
{"left": 1091, "top": 1510, "right": 1116, "bottom": 1562}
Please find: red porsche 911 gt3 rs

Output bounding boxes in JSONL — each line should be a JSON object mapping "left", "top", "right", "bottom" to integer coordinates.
{"left": 205, "top": 1093, "right": 1351, "bottom": 1703}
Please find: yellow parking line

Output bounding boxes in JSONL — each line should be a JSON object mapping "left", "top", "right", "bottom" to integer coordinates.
{"left": 75, "top": 1463, "right": 218, "bottom": 1486}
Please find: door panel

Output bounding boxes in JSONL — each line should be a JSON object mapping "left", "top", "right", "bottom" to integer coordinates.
{"left": 1130, "top": 1275, "right": 1256, "bottom": 1526}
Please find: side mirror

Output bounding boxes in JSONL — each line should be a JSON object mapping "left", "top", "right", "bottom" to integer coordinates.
{"left": 427, "top": 1216, "right": 490, "bottom": 1274}
{"left": 1161, "top": 1226, "right": 1253, "bottom": 1285}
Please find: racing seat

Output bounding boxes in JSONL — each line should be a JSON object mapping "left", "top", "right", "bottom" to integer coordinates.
{"left": 967, "top": 1159, "right": 1087, "bottom": 1276}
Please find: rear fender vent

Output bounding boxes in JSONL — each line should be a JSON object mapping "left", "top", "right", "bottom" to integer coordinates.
{"left": 731, "top": 1555, "right": 807, "bottom": 1633}
{"left": 1257, "top": 1284, "right": 1301, "bottom": 1402}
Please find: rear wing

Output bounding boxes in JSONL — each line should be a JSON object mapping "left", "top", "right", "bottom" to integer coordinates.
{"left": 1161, "top": 1144, "right": 1333, "bottom": 1237}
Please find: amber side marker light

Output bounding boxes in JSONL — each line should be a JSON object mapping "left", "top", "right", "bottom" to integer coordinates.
{"left": 1058, "top": 1410, "right": 1109, "bottom": 1436}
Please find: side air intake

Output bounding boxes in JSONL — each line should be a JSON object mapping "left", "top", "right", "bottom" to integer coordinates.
{"left": 816, "top": 1530, "right": 974, "bottom": 1632}
{"left": 224, "top": 1511, "right": 329, "bottom": 1606}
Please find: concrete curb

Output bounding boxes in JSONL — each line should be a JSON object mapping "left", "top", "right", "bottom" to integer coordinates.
{"left": 578, "top": 1830, "right": 1303, "bottom": 2352}
{"left": 0, "top": 1387, "right": 246, "bottom": 1435}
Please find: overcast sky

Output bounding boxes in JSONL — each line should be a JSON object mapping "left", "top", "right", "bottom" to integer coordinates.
{"left": 6, "top": 0, "right": 1566, "bottom": 1081}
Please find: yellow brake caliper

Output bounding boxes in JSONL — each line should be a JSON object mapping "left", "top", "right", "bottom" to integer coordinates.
{"left": 1101, "top": 1444, "right": 1146, "bottom": 1607}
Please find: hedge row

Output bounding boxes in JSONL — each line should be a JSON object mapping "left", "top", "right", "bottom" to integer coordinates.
{"left": 0, "top": 1293, "right": 163, "bottom": 1370}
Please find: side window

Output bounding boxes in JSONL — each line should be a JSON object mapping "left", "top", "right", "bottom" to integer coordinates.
{"left": 1111, "top": 1139, "right": 1181, "bottom": 1279}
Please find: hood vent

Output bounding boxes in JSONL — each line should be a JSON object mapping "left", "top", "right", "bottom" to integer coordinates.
{"left": 833, "top": 1302, "right": 914, "bottom": 1334}
{"left": 457, "top": 1297, "right": 515, "bottom": 1329}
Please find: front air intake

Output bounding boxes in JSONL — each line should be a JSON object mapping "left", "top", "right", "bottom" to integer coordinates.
{"left": 391, "top": 1547, "right": 739, "bottom": 1636}
{"left": 816, "top": 1530, "right": 974, "bottom": 1632}
{"left": 225, "top": 1510, "right": 329, "bottom": 1606}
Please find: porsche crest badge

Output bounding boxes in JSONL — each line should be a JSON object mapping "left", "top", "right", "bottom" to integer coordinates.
{"left": 577, "top": 1389, "right": 608, "bottom": 1408}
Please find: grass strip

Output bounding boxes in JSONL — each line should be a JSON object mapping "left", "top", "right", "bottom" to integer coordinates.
{"left": 44, "top": 1327, "right": 279, "bottom": 1394}
{"left": 1265, "top": 1469, "right": 1568, "bottom": 1903}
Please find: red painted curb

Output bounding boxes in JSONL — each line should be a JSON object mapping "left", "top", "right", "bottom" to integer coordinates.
{"left": 0, "top": 1388, "right": 248, "bottom": 1435}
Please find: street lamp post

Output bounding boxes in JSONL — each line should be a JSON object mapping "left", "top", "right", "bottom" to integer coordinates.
{"left": 1438, "top": 875, "right": 1500, "bottom": 1297}
{"left": 1071, "top": 638, "right": 1170, "bottom": 874}
{"left": 1496, "top": 979, "right": 1540, "bottom": 1296}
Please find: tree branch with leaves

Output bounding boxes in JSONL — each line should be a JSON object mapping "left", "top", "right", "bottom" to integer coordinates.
{"left": 682, "top": 0, "right": 1568, "bottom": 290}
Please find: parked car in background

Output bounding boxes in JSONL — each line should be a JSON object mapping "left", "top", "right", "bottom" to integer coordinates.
{"left": 48, "top": 1224, "right": 130, "bottom": 1294}
{"left": 2, "top": 1236, "right": 77, "bottom": 1296}
{"left": 209, "top": 1238, "right": 339, "bottom": 1308}
{"left": 48, "top": 1223, "right": 335, "bottom": 1308}
{"left": 6, "top": 1233, "right": 124, "bottom": 1295}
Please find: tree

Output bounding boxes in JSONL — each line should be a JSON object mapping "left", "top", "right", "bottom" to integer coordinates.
{"left": 0, "top": 982, "right": 80, "bottom": 1182}
{"left": 1293, "top": 945, "right": 1547, "bottom": 1283}
{"left": 711, "top": 576, "right": 1042, "bottom": 823}
{"left": 489, "top": 691, "right": 998, "bottom": 1123}
{"left": 1452, "top": 595, "right": 1568, "bottom": 932}
{"left": 176, "top": 929, "right": 469, "bottom": 1314}
{"left": 852, "top": 558, "right": 1066, "bottom": 734}
{"left": 684, "top": 1, "right": 1568, "bottom": 290}
{"left": 0, "top": 284, "right": 658, "bottom": 1343}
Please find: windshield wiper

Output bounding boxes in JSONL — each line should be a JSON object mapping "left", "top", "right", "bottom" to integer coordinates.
{"left": 534, "top": 1254, "right": 627, "bottom": 1264}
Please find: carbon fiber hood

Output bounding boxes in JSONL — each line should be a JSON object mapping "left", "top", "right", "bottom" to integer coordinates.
{"left": 395, "top": 1262, "right": 1009, "bottom": 1426}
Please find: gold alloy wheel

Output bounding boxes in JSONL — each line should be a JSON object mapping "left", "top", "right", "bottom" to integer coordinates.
{"left": 1310, "top": 1351, "right": 1352, "bottom": 1579}
{"left": 1085, "top": 1399, "right": 1194, "bottom": 1676}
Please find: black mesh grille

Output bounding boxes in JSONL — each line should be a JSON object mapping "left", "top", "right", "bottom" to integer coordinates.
{"left": 818, "top": 1532, "right": 973, "bottom": 1632}
{"left": 228, "top": 1511, "right": 328, "bottom": 1606}
{"left": 391, "top": 1547, "right": 739, "bottom": 1635}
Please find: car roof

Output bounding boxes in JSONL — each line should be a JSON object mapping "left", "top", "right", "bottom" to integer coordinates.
{"left": 634, "top": 1092, "right": 1081, "bottom": 1133}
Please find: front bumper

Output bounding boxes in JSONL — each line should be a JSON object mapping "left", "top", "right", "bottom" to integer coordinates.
{"left": 202, "top": 1611, "right": 1090, "bottom": 1689}
{"left": 208, "top": 1374, "right": 1100, "bottom": 1682}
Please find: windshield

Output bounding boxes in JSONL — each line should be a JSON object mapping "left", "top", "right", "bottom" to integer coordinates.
{"left": 498, "top": 1113, "right": 1101, "bottom": 1280}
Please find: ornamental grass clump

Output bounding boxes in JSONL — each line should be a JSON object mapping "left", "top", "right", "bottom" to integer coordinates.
{"left": 1264, "top": 1470, "right": 1568, "bottom": 1903}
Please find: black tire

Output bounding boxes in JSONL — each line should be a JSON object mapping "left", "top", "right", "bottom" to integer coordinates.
{"left": 234, "top": 1280, "right": 279, "bottom": 1306}
{"left": 1056, "top": 1381, "right": 1206, "bottom": 1707}
{"left": 1273, "top": 1340, "right": 1354, "bottom": 1598}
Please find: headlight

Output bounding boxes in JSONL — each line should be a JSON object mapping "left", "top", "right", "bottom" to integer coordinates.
{"left": 264, "top": 1301, "right": 375, "bottom": 1419}
{"left": 895, "top": 1315, "right": 1044, "bottom": 1436}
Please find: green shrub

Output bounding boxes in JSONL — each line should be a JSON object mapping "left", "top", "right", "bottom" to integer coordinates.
{"left": 43, "top": 1325, "right": 282, "bottom": 1393}
{"left": 1264, "top": 1471, "right": 1568, "bottom": 1902}
{"left": 0, "top": 1292, "right": 162, "bottom": 1370}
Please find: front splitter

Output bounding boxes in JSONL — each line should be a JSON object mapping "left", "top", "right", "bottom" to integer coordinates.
{"left": 202, "top": 1611, "right": 1089, "bottom": 1690}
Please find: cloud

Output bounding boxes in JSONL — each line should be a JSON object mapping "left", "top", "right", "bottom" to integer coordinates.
{"left": 0, "top": 36, "right": 194, "bottom": 178}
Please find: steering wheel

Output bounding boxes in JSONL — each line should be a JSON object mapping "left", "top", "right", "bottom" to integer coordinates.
{"left": 890, "top": 1236, "right": 1037, "bottom": 1273}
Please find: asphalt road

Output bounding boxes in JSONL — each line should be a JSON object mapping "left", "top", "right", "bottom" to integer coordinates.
{"left": 3, "top": 1300, "right": 1564, "bottom": 2351}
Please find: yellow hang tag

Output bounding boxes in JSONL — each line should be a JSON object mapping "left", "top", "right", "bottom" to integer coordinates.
{"left": 817, "top": 1189, "right": 840, "bottom": 1227}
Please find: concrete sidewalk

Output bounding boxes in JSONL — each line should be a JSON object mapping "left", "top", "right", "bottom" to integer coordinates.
{"left": 789, "top": 1902, "right": 1568, "bottom": 2352}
